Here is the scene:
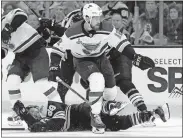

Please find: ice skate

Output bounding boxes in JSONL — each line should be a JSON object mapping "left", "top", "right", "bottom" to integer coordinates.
{"left": 90, "top": 113, "right": 105, "bottom": 134}
{"left": 141, "top": 115, "right": 156, "bottom": 127}
{"left": 7, "top": 110, "right": 23, "bottom": 126}
{"left": 154, "top": 103, "right": 170, "bottom": 122}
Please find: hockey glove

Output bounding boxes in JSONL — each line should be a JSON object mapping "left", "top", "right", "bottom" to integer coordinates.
{"left": 133, "top": 54, "right": 155, "bottom": 70}
{"left": 13, "top": 100, "right": 39, "bottom": 127}
{"left": 2, "top": 24, "right": 13, "bottom": 44}
{"left": 29, "top": 121, "right": 47, "bottom": 132}
{"left": 48, "top": 64, "right": 60, "bottom": 82}
{"left": 40, "top": 18, "right": 55, "bottom": 29}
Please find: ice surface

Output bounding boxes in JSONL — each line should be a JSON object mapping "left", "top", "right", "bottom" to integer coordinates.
{"left": 2, "top": 113, "right": 182, "bottom": 137}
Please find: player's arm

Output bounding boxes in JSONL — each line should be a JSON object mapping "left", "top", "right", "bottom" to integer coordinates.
{"left": 1, "top": 8, "right": 28, "bottom": 44}
{"left": 39, "top": 18, "right": 66, "bottom": 37}
{"left": 109, "top": 34, "right": 155, "bottom": 70}
{"left": 49, "top": 33, "right": 71, "bottom": 81}
{"left": 29, "top": 117, "right": 65, "bottom": 132}
{"left": 2, "top": 8, "right": 28, "bottom": 31}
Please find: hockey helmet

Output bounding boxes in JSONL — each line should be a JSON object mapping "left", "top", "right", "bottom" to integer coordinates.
{"left": 82, "top": 3, "right": 102, "bottom": 24}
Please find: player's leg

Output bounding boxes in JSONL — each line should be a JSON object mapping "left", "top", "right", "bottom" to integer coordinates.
{"left": 112, "top": 55, "right": 157, "bottom": 126}
{"left": 111, "top": 55, "right": 148, "bottom": 112}
{"left": 57, "top": 50, "right": 75, "bottom": 103}
{"left": 79, "top": 55, "right": 121, "bottom": 116}
{"left": 99, "top": 55, "right": 120, "bottom": 116}
{"left": 29, "top": 47, "right": 60, "bottom": 102}
{"left": 69, "top": 102, "right": 91, "bottom": 131}
{"left": 73, "top": 57, "right": 105, "bottom": 133}
{"left": 101, "top": 103, "right": 170, "bottom": 131}
{"left": 100, "top": 55, "right": 118, "bottom": 101}
{"left": 6, "top": 55, "right": 30, "bottom": 126}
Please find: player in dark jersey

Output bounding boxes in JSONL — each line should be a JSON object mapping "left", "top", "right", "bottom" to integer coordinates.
{"left": 13, "top": 100, "right": 170, "bottom": 132}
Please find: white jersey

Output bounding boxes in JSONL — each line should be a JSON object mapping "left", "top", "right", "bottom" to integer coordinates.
{"left": 1, "top": 8, "right": 41, "bottom": 54}
{"left": 52, "top": 20, "right": 130, "bottom": 58}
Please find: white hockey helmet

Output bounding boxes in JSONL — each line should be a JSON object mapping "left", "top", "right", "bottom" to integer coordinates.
{"left": 82, "top": 3, "right": 102, "bottom": 24}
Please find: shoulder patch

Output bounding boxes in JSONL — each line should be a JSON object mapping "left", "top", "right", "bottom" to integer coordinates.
{"left": 65, "top": 20, "right": 83, "bottom": 38}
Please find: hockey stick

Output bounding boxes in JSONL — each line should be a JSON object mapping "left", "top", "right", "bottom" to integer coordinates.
{"left": 56, "top": 77, "right": 102, "bottom": 105}
{"left": 56, "top": 77, "right": 89, "bottom": 103}
{"left": 22, "top": 1, "right": 42, "bottom": 20}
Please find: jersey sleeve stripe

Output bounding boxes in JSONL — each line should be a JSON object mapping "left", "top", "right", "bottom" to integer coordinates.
{"left": 53, "top": 111, "right": 66, "bottom": 119}
{"left": 69, "top": 33, "right": 85, "bottom": 40}
{"left": 51, "top": 47, "right": 65, "bottom": 57}
{"left": 13, "top": 32, "right": 41, "bottom": 53}
{"left": 116, "top": 39, "right": 131, "bottom": 52}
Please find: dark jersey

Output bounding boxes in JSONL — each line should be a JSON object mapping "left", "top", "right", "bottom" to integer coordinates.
{"left": 33, "top": 101, "right": 147, "bottom": 132}
{"left": 40, "top": 101, "right": 72, "bottom": 131}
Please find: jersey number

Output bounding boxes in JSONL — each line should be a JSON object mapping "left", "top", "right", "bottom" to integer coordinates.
{"left": 47, "top": 105, "right": 56, "bottom": 117}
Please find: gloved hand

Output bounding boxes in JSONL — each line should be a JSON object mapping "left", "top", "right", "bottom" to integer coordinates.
{"left": 133, "top": 54, "right": 155, "bottom": 70}
{"left": 13, "top": 100, "right": 38, "bottom": 127}
{"left": 39, "top": 18, "right": 55, "bottom": 29}
{"left": 13, "top": 100, "right": 27, "bottom": 118}
{"left": 29, "top": 121, "right": 47, "bottom": 132}
{"left": 2, "top": 23, "right": 13, "bottom": 44}
{"left": 48, "top": 64, "right": 60, "bottom": 82}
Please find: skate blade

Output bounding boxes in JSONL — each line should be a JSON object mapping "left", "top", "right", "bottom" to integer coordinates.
{"left": 92, "top": 127, "right": 105, "bottom": 134}
{"left": 161, "top": 103, "right": 170, "bottom": 122}
{"left": 8, "top": 121, "right": 23, "bottom": 126}
{"left": 142, "top": 122, "right": 156, "bottom": 127}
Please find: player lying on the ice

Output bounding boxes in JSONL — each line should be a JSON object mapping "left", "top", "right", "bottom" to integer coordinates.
{"left": 13, "top": 100, "right": 170, "bottom": 133}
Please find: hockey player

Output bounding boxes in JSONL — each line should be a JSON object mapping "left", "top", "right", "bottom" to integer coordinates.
{"left": 1, "top": 8, "right": 60, "bottom": 126}
{"left": 50, "top": 3, "right": 121, "bottom": 133}
{"left": 80, "top": 9, "right": 156, "bottom": 126}
{"left": 49, "top": 4, "right": 155, "bottom": 113}
{"left": 13, "top": 100, "right": 170, "bottom": 132}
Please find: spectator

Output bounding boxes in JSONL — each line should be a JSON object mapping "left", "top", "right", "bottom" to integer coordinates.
{"left": 27, "top": 14, "right": 40, "bottom": 29}
{"left": 111, "top": 9, "right": 131, "bottom": 40}
{"left": 2, "top": 2, "right": 16, "bottom": 15}
{"left": 132, "top": 1, "right": 169, "bottom": 45}
{"left": 61, "top": 1, "right": 78, "bottom": 16}
{"left": 50, "top": 5, "right": 65, "bottom": 25}
{"left": 26, "top": 1, "right": 42, "bottom": 17}
{"left": 165, "top": 2, "right": 182, "bottom": 44}
{"left": 102, "top": 1, "right": 133, "bottom": 31}
{"left": 27, "top": 14, "right": 50, "bottom": 41}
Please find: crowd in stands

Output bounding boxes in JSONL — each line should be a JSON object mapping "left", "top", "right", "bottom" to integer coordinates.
{"left": 2, "top": 1, "right": 183, "bottom": 45}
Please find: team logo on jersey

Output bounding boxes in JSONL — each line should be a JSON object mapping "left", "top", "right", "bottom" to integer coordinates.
{"left": 82, "top": 49, "right": 91, "bottom": 55}
{"left": 76, "top": 38, "right": 101, "bottom": 51}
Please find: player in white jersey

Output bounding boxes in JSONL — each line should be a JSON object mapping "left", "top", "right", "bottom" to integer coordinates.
{"left": 81, "top": 9, "right": 156, "bottom": 126}
{"left": 49, "top": 5, "right": 155, "bottom": 110}
{"left": 1, "top": 8, "right": 60, "bottom": 126}
{"left": 50, "top": 3, "right": 121, "bottom": 134}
